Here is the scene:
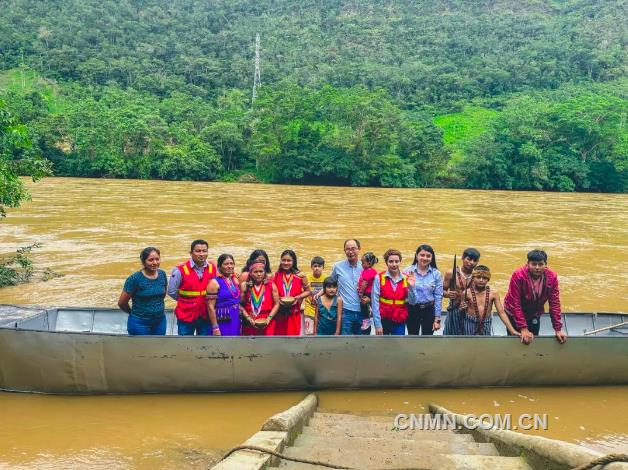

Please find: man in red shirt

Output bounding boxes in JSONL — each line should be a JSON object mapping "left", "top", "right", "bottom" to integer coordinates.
{"left": 504, "top": 250, "right": 567, "bottom": 345}
{"left": 167, "top": 240, "right": 217, "bottom": 335}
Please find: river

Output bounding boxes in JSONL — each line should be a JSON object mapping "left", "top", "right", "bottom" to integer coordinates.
{"left": 0, "top": 177, "right": 627, "bottom": 468}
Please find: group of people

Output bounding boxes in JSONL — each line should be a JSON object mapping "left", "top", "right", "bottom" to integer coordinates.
{"left": 118, "top": 239, "right": 568, "bottom": 345}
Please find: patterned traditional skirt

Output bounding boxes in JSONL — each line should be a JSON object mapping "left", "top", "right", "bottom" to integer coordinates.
{"left": 216, "top": 303, "right": 241, "bottom": 336}
{"left": 462, "top": 311, "right": 492, "bottom": 336}
{"left": 443, "top": 304, "right": 465, "bottom": 335}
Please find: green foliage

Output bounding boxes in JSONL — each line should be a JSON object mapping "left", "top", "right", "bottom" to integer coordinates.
{"left": 251, "top": 83, "right": 448, "bottom": 187}
{"left": 0, "top": 243, "right": 38, "bottom": 287}
{"left": 0, "top": 68, "right": 68, "bottom": 114}
{"left": 157, "top": 134, "right": 222, "bottom": 181}
{"left": 1, "top": 0, "right": 625, "bottom": 106}
{"left": 434, "top": 106, "right": 499, "bottom": 164}
{"left": 458, "top": 82, "right": 627, "bottom": 191}
{"left": 0, "top": 98, "right": 51, "bottom": 216}
{"left": 0, "top": 0, "right": 626, "bottom": 192}
{"left": 202, "top": 120, "right": 246, "bottom": 171}
{"left": 0, "top": 243, "right": 62, "bottom": 288}
{"left": 0, "top": 102, "right": 56, "bottom": 289}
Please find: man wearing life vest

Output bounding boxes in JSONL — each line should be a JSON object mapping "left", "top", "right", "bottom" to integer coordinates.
{"left": 371, "top": 249, "right": 409, "bottom": 335}
{"left": 167, "top": 239, "right": 217, "bottom": 335}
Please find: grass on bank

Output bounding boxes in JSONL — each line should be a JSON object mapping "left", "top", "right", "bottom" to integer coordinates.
{"left": 433, "top": 106, "right": 499, "bottom": 165}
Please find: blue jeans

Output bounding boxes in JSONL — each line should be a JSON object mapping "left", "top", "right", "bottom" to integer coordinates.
{"left": 341, "top": 309, "right": 362, "bottom": 335}
{"left": 382, "top": 318, "right": 406, "bottom": 335}
{"left": 127, "top": 314, "right": 167, "bottom": 335}
{"left": 177, "top": 318, "right": 211, "bottom": 336}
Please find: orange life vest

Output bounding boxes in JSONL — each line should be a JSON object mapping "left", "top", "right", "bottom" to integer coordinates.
{"left": 378, "top": 272, "right": 409, "bottom": 323}
{"left": 174, "top": 261, "right": 216, "bottom": 322}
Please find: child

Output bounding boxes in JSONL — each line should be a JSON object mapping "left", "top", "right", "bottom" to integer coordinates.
{"left": 302, "top": 256, "right": 325, "bottom": 335}
{"left": 459, "top": 265, "right": 520, "bottom": 336}
{"left": 315, "top": 277, "right": 343, "bottom": 335}
{"left": 358, "top": 252, "right": 378, "bottom": 334}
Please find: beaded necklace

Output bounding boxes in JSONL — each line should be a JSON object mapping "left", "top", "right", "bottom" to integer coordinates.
{"left": 470, "top": 286, "right": 491, "bottom": 319}
{"left": 456, "top": 267, "right": 473, "bottom": 307}
{"left": 470, "top": 286, "right": 491, "bottom": 335}
{"left": 224, "top": 275, "right": 239, "bottom": 299}
{"left": 250, "top": 283, "right": 265, "bottom": 317}
{"left": 282, "top": 272, "right": 294, "bottom": 296}
{"left": 457, "top": 267, "right": 473, "bottom": 288}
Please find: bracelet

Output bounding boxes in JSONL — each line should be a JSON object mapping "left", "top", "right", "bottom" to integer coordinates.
{"left": 212, "top": 325, "right": 220, "bottom": 331}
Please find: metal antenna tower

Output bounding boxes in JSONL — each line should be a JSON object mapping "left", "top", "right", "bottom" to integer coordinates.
{"left": 252, "top": 33, "right": 261, "bottom": 103}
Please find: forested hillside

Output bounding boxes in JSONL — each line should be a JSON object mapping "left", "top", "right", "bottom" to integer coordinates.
{"left": 1, "top": 0, "right": 626, "bottom": 191}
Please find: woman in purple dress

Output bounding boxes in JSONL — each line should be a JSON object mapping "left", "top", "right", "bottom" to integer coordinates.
{"left": 206, "top": 254, "right": 241, "bottom": 336}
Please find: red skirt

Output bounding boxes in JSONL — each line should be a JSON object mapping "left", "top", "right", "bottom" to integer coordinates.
{"left": 273, "top": 307, "right": 302, "bottom": 336}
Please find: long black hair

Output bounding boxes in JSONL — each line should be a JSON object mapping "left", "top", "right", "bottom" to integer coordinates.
{"left": 414, "top": 244, "right": 437, "bottom": 269}
{"left": 242, "top": 249, "right": 272, "bottom": 274}
{"left": 278, "top": 249, "right": 299, "bottom": 274}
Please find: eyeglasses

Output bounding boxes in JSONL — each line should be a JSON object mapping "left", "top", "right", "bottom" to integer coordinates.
{"left": 344, "top": 247, "right": 359, "bottom": 252}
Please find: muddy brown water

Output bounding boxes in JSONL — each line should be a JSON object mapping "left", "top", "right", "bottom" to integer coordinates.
{"left": 0, "top": 177, "right": 627, "bottom": 468}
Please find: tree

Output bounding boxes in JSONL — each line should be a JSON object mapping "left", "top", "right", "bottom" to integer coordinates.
{"left": 0, "top": 99, "right": 51, "bottom": 216}
{"left": 250, "top": 82, "right": 448, "bottom": 187}
{"left": 457, "top": 82, "right": 627, "bottom": 192}
{"left": 0, "top": 100, "right": 54, "bottom": 288}
{"left": 202, "top": 120, "right": 246, "bottom": 171}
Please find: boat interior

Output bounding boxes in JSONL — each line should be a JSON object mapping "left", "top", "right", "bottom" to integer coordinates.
{"left": 2, "top": 308, "right": 627, "bottom": 336}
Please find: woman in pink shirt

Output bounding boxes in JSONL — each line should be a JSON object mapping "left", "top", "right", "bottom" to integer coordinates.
{"left": 358, "top": 252, "right": 378, "bottom": 335}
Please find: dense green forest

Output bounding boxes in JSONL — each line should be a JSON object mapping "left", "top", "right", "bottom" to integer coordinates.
{"left": 0, "top": 99, "right": 52, "bottom": 286}
{"left": 0, "top": 0, "right": 626, "bottom": 191}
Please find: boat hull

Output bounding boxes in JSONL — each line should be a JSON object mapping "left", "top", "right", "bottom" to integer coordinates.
{"left": 1, "top": 329, "right": 627, "bottom": 394}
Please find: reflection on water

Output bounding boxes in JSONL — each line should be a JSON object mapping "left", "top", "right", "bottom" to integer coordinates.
{"left": 0, "top": 387, "right": 627, "bottom": 469}
{"left": 0, "top": 178, "right": 627, "bottom": 468}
